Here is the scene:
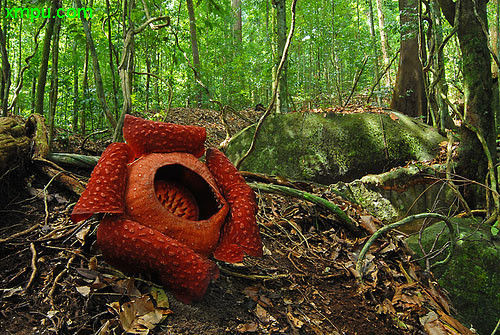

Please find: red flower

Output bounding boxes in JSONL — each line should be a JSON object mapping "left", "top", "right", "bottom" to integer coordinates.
{"left": 71, "top": 115, "right": 262, "bottom": 303}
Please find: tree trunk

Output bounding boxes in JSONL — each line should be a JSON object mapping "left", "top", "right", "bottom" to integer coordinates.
{"left": 76, "top": 0, "right": 117, "bottom": 130}
{"left": 72, "top": 41, "right": 79, "bottom": 133}
{"left": 48, "top": 11, "right": 61, "bottom": 151}
{"left": 35, "top": 0, "right": 57, "bottom": 116}
{"left": 82, "top": 46, "right": 89, "bottom": 135}
{"left": 429, "top": 1, "right": 452, "bottom": 132}
{"left": 112, "top": 0, "right": 135, "bottom": 142}
{"left": 15, "top": 15, "right": 22, "bottom": 114}
{"left": 232, "top": 0, "right": 242, "bottom": 43}
{"left": 375, "top": 0, "right": 391, "bottom": 87}
{"left": 391, "top": 0, "right": 427, "bottom": 117}
{"left": 438, "top": 0, "right": 496, "bottom": 200}
{"left": 273, "top": 0, "right": 288, "bottom": 113}
{"left": 186, "top": 0, "right": 202, "bottom": 106}
{"left": 106, "top": 0, "right": 119, "bottom": 119}
{"left": 367, "top": 0, "right": 382, "bottom": 105}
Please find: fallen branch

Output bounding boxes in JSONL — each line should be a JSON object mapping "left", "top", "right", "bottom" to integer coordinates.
{"left": 356, "top": 213, "right": 455, "bottom": 281}
{"left": 250, "top": 182, "right": 361, "bottom": 236}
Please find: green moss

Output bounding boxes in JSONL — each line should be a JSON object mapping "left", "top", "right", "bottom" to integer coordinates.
{"left": 407, "top": 219, "right": 500, "bottom": 334}
{"left": 226, "top": 111, "right": 445, "bottom": 184}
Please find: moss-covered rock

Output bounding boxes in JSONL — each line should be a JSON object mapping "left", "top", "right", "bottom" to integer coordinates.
{"left": 226, "top": 111, "right": 445, "bottom": 184}
{"left": 407, "top": 218, "right": 500, "bottom": 334}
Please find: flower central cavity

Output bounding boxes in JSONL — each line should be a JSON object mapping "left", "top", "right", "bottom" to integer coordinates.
{"left": 155, "top": 180, "right": 199, "bottom": 220}
{"left": 153, "top": 164, "right": 221, "bottom": 221}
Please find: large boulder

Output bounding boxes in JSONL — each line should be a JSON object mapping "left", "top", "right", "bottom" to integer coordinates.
{"left": 226, "top": 111, "right": 445, "bottom": 184}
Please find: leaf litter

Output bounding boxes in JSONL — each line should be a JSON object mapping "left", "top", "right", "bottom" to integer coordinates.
{"left": 0, "top": 107, "right": 474, "bottom": 334}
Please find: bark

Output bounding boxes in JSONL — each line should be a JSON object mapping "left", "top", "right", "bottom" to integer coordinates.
{"left": 34, "top": 1, "right": 56, "bottom": 116}
{"left": 72, "top": 41, "right": 79, "bottom": 132}
{"left": 331, "top": 0, "right": 343, "bottom": 105}
{"left": 273, "top": 0, "right": 288, "bottom": 113}
{"left": 186, "top": 0, "right": 202, "bottom": 106}
{"left": 391, "top": 0, "right": 427, "bottom": 117}
{"left": 48, "top": 11, "right": 61, "bottom": 151}
{"left": 429, "top": 1, "right": 453, "bottom": 132}
{"left": 112, "top": 0, "right": 135, "bottom": 142}
{"left": 106, "top": 0, "right": 119, "bottom": 119}
{"left": 437, "top": 0, "right": 496, "bottom": 197}
{"left": 232, "top": 0, "right": 242, "bottom": 44}
{"left": 76, "top": 0, "right": 117, "bottom": 130}
{"left": 367, "top": 0, "right": 382, "bottom": 105}
{"left": 82, "top": 46, "right": 89, "bottom": 135}
{"left": 0, "top": 0, "right": 11, "bottom": 116}
{"left": 375, "top": 0, "right": 391, "bottom": 87}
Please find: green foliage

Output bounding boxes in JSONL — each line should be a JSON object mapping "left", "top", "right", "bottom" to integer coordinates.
{"left": 2, "top": 0, "right": 491, "bottom": 137}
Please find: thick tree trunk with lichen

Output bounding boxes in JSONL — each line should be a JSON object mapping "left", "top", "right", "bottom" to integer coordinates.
{"left": 0, "top": 117, "right": 31, "bottom": 203}
{"left": 438, "top": 0, "right": 496, "bottom": 204}
{"left": 391, "top": 0, "right": 427, "bottom": 117}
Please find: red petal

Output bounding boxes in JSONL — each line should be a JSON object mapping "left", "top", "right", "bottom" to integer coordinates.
{"left": 71, "top": 143, "right": 134, "bottom": 223}
{"left": 123, "top": 114, "right": 206, "bottom": 158}
{"left": 124, "top": 153, "right": 229, "bottom": 256}
{"left": 206, "top": 148, "right": 263, "bottom": 262}
{"left": 97, "top": 216, "right": 219, "bottom": 304}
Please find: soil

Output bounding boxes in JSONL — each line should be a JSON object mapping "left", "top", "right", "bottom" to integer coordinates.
{"left": 0, "top": 107, "right": 466, "bottom": 334}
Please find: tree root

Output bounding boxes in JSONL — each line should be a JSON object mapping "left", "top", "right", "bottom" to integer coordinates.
{"left": 356, "top": 213, "right": 455, "bottom": 281}
{"left": 250, "top": 182, "right": 361, "bottom": 236}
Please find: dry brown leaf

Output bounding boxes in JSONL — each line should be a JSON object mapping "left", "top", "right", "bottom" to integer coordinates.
{"left": 437, "top": 310, "right": 474, "bottom": 334}
{"left": 255, "top": 304, "right": 274, "bottom": 324}
{"left": 360, "top": 215, "right": 378, "bottom": 234}
{"left": 287, "top": 310, "right": 304, "bottom": 328}
{"left": 423, "top": 319, "right": 449, "bottom": 335}
{"left": 236, "top": 322, "right": 258, "bottom": 333}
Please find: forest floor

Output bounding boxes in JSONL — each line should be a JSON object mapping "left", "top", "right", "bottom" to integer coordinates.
{"left": 0, "top": 107, "right": 468, "bottom": 334}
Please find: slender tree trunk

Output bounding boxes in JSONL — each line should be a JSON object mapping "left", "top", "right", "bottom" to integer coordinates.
{"left": 429, "top": 1, "right": 452, "bottom": 132}
{"left": 82, "top": 47, "right": 89, "bottom": 135}
{"left": 391, "top": 0, "right": 427, "bottom": 117}
{"left": 232, "top": 0, "right": 242, "bottom": 43}
{"left": 72, "top": 41, "right": 79, "bottom": 132}
{"left": 0, "top": 26, "right": 10, "bottom": 117}
{"left": 0, "top": 0, "right": 10, "bottom": 117}
{"left": 375, "top": 0, "right": 391, "bottom": 87}
{"left": 186, "top": 0, "right": 202, "bottom": 106}
{"left": 331, "top": 0, "right": 343, "bottom": 105}
{"left": 15, "top": 15, "right": 22, "bottom": 114}
{"left": 48, "top": 12, "right": 61, "bottom": 151}
{"left": 146, "top": 55, "right": 151, "bottom": 111}
{"left": 106, "top": 0, "right": 119, "bottom": 119}
{"left": 76, "top": 0, "right": 117, "bottom": 129}
{"left": 35, "top": 1, "right": 57, "bottom": 116}
{"left": 273, "top": 0, "right": 288, "bottom": 113}
{"left": 367, "top": 0, "right": 382, "bottom": 105}
{"left": 112, "top": 0, "right": 135, "bottom": 142}
{"left": 154, "top": 52, "right": 160, "bottom": 112}
{"left": 31, "top": 74, "right": 36, "bottom": 113}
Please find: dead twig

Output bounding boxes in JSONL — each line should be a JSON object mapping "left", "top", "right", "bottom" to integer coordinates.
{"left": 24, "top": 242, "right": 38, "bottom": 291}
{"left": 49, "top": 254, "right": 76, "bottom": 308}
{"left": 0, "top": 224, "right": 41, "bottom": 243}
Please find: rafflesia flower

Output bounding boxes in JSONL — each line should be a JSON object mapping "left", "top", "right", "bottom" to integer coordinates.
{"left": 71, "top": 115, "right": 262, "bottom": 303}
